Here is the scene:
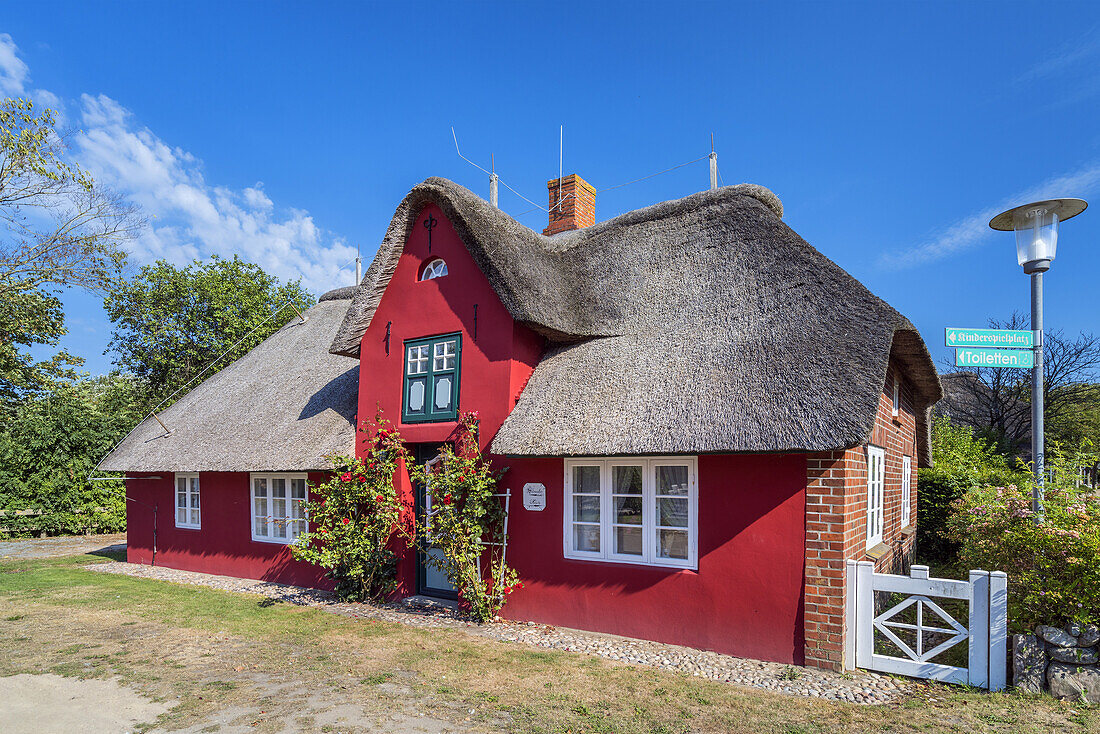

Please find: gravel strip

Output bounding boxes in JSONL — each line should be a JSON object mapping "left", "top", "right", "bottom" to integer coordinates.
{"left": 88, "top": 561, "right": 911, "bottom": 704}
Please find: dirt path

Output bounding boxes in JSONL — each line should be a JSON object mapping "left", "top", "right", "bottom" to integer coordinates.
{"left": 0, "top": 673, "right": 172, "bottom": 734}
{"left": 0, "top": 533, "right": 125, "bottom": 561}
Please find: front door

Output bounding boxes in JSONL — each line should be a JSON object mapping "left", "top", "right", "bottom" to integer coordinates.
{"left": 412, "top": 443, "right": 458, "bottom": 599}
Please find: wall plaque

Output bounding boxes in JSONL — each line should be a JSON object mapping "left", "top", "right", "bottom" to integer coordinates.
{"left": 522, "top": 483, "right": 546, "bottom": 511}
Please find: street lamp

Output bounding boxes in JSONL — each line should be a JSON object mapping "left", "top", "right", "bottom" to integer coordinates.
{"left": 989, "top": 198, "right": 1087, "bottom": 517}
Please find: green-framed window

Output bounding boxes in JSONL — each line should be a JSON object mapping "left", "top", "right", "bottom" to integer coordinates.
{"left": 402, "top": 333, "right": 461, "bottom": 423}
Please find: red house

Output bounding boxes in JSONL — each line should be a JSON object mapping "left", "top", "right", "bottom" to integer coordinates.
{"left": 102, "top": 175, "right": 941, "bottom": 670}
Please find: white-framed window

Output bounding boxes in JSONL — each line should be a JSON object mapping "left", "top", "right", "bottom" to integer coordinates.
{"left": 563, "top": 456, "right": 697, "bottom": 570}
{"left": 175, "top": 473, "right": 200, "bottom": 529}
{"left": 866, "top": 446, "right": 885, "bottom": 549}
{"left": 892, "top": 377, "right": 900, "bottom": 416}
{"left": 250, "top": 473, "right": 308, "bottom": 544}
{"left": 420, "top": 258, "right": 448, "bottom": 281}
{"left": 901, "top": 455, "right": 913, "bottom": 528}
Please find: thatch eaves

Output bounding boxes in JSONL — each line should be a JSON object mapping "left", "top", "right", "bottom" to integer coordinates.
{"left": 332, "top": 178, "right": 942, "bottom": 465}
{"left": 98, "top": 289, "right": 359, "bottom": 473}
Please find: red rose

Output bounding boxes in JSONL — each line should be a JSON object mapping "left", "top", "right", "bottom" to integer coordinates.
{"left": 342, "top": 518, "right": 350, "bottom": 525}
{"left": 356, "top": 475, "right": 366, "bottom": 483}
{"left": 443, "top": 494, "right": 452, "bottom": 505}
{"left": 375, "top": 495, "right": 384, "bottom": 503}
{"left": 340, "top": 472, "right": 352, "bottom": 482}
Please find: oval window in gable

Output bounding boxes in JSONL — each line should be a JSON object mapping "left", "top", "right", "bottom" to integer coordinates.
{"left": 420, "top": 258, "right": 448, "bottom": 281}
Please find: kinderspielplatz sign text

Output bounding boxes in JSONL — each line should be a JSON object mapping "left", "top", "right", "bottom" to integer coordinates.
{"left": 945, "top": 327, "right": 1033, "bottom": 349}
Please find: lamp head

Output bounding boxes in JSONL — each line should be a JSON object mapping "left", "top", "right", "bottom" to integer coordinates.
{"left": 989, "top": 198, "right": 1087, "bottom": 274}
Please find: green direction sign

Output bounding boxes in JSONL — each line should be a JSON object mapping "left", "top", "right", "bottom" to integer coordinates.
{"left": 945, "top": 327, "right": 1033, "bottom": 349}
{"left": 955, "top": 348, "right": 1034, "bottom": 369}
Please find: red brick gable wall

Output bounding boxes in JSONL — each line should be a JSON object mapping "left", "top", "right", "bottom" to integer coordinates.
{"left": 802, "top": 358, "right": 918, "bottom": 670}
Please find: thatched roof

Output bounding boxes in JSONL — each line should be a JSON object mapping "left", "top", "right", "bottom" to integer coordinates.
{"left": 98, "top": 288, "right": 358, "bottom": 473}
{"left": 332, "top": 177, "right": 942, "bottom": 466}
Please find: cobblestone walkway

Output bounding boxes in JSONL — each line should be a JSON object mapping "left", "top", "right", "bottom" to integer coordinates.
{"left": 88, "top": 561, "right": 912, "bottom": 704}
{"left": 0, "top": 533, "right": 125, "bottom": 561}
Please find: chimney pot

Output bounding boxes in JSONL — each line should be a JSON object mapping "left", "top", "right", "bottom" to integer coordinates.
{"left": 543, "top": 174, "right": 596, "bottom": 235}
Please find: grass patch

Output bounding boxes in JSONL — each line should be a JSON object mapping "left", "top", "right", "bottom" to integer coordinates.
{"left": 0, "top": 551, "right": 1098, "bottom": 733}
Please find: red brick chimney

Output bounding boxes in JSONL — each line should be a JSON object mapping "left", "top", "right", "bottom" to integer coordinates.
{"left": 543, "top": 174, "right": 596, "bottom": 235}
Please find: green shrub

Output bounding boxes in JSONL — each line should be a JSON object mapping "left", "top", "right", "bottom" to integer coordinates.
{"left": 292, "top": 416, "right": 407, "bottom": 602}
{"left": 947, "top": 477, "right": 1099, "bottom": 630}
{"left": 917, "top": 416, "right": 1026, "bottom": 564}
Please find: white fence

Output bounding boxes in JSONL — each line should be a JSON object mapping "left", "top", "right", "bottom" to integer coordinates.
{"left": 845, "top": 561, "right": 1008, "bottom": 690}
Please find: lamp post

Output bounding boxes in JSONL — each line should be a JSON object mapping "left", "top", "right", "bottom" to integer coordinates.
{"left": 989, "top": 198, "right": 1087, "bottom": 518}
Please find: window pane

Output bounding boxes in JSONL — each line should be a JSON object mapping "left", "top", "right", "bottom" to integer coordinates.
{"left": 656, "top": 466, "right": 688, "bottom": 496}
{"left": 434, "top": 340, "right": 456, "bottom": 371}
{"left": 572, "top": 466, "right": 600, "bottom": 494}
{"left": 190, "top": 492, "right": 200, "bottom": 509}
{"left": 658, "top": 497, "right": 689, "bottom": 527}
{"left": 177, "top": 508, "right": 187, "bottom": 524}
{"left": 253, "top": 476, "right": 267, "bottom": 497}
{"left": 658, "top": 529, "right": 689, "bottom": 560}
{"left": 190, "top": 509, "right": 200, "bottom": 525}
{"left": 291, "top": 478, "right": 306, "bottom": 500}
{"left": 177, "top": 491, "right": 187, "bottom": 509}
{"left": 615, "top": 526, "right": 643, "bottom": 555}
{"left": 408, "top": 378, "right": 426, "bottom": 412}
{"left": 272, "top": 478, "right": 286, "bottom": 498}
{"left": 434, "top": 374, "right": 453, "bottom": 410}
{"left": 573, "top": 495, "right": 600, "bottom": 522}
{"left": 573, "top": 524, "right": 600, "bottom": 552}
{"left": 613, "top": 496, "right": 642, "bottom": 525}
{"left": 612, "top": 466, "right": 642, "bottom": 495}
{"left": 176, "top": 476, "right": 186, "bottom": 492}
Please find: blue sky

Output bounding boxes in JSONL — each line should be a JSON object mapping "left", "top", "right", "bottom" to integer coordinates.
{"left": 4, "top": 2, "right": 1100, "bottom": 375}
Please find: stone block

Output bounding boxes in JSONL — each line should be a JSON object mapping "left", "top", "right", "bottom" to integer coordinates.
{"left": 1048, "top": 663, "right": 1100, "bottom": 703}
{"left": 1050, "top": 647, "right": 1099, "bottom": 665}
{"left": 1066, "top": 622, "right": 1083, "bottom": 638}
{"left": 1037, "top": 624, "right": 1077, "bottom": 647}
{"left": 1079, "top": 625, "right": 1100, "bottom": 648}
{"left": 1013, "top": 634, "right": 1046, "bottom": 694}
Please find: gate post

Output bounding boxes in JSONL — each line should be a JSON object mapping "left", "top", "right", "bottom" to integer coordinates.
{"left": 855, "top": 561, "right": 874, "bottom": 670}
{"left": 968, "top": 570, "right": 990, "bottom": 689}
{"left": 989, "top": 571, "right": 1008, "bottom": 691}
{"left": 844, "top": 560, "right": 857, "bottom": 670}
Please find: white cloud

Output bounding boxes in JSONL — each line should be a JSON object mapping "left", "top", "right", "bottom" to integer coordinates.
{"left": 0, "top": 33, "right": 28, "bottom": 96}
{"left": 3, "top": 35, "right": 357, "bottom": 296}
{"left": 878, "top": 163, "right": 1100, "bottom": 270}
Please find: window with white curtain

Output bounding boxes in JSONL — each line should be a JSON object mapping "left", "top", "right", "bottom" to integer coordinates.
{"left": 250, "top": 473, "right": 308, "bottom": 543}
{"left": 866, "top": 446, "right": 885, "bottom": 549}
{"left": 901, "top": 455, "right": 913, "bottom": 528}
{"left": 175, "top": 473, "right": 200, "bottom": 529}
{"left": 564, "top": 457, "right": 697, "bottom": 569}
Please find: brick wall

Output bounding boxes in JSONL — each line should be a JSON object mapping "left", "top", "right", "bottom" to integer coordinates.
{"left": 803, "top": 358, "right": 918, "bottom": 670}
{"left": 544, "top": 174, "right": 596, "bottom": 235}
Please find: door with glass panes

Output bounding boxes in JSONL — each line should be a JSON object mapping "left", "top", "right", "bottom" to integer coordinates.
{"left": 412, "top": 443, "right": 458, "bottom": 599}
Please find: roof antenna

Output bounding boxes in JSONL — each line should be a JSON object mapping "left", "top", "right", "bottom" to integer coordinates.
{"left": 354, "top": 243, "right": 362, "bottom": 285}
{"left": 557, "top": 125, "right": 563, "bottom": 212}
{"left": 489, "top": 154, "right": 498, "bottom": 208}
{"left": 709, "top": 133, "right": 718, "bottom": 191}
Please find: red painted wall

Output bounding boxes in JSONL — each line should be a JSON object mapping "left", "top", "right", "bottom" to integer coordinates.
{"left": 357, "top": 204, "right": 808, "bottom": 663}
{"left": 498, "top": 454, "right": 807, "bottom": 663}
{"left": 124, "top": 471, "right": 332, "bottom": 588}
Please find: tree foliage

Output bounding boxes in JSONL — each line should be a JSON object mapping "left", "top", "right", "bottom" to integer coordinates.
{"left": 103, "top": 254, "right": 314, "bottom": 411}
{"left": 0, "top": 97, "right": 138, "bottom": 417}
{"left": 0, "top": 374, "right": 143, "bottom": 536}
{"left": 918, "top": 415, "right": 1028, "bottom": 564}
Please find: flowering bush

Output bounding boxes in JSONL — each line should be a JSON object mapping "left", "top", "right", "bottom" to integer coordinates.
{"left": 292, "top": 415, "right": 408, "bottom": 601}
{"left": 408, "top": 412, "right": 520, "bottom": 622}
{"left": 947, "top": 467, "right": 1100, "bottom": 630}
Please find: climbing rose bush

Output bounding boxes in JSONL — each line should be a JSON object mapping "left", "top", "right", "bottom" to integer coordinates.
{"left": 947, "top": 480, "right": 1100, "bottom": 630}
{"left": 292, "top": 416, "right": 408, "bottom": 601}
{"left": 409, "top": 411, "right": 520, "bottom": 622}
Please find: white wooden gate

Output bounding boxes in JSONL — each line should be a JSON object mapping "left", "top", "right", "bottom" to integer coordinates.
{"left": 845, "top": 561, "right": 1008, "bottom": 690}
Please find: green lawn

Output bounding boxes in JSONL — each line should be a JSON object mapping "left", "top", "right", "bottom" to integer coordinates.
{"left": 0, "top": 550, "right": 1096, "bottom": 733}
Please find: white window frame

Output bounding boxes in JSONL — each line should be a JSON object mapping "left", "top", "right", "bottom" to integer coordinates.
{"left": 174, "top": 473, "right": 200, "bottom": 530}
{"left": 892, "top": 377, "right": 900, "bottom": 416}
{"left": 250, "top": 472, "right": 309, "bottom": 545}
{"left": 866, "top": 446, "right": 885, "bottom": 549}
{"left": 901, "top": 455, "right": 913, "bottom": 528}
{"left": 563, "top": 456, "right": 698, "bottom": 570}
{"left": 420, "top": 258, "right": 448, "bottom": 281}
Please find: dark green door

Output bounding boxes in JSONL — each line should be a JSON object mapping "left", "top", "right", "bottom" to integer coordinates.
{"left": 412, "top": 443, "right": 458, "bottom": 600}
